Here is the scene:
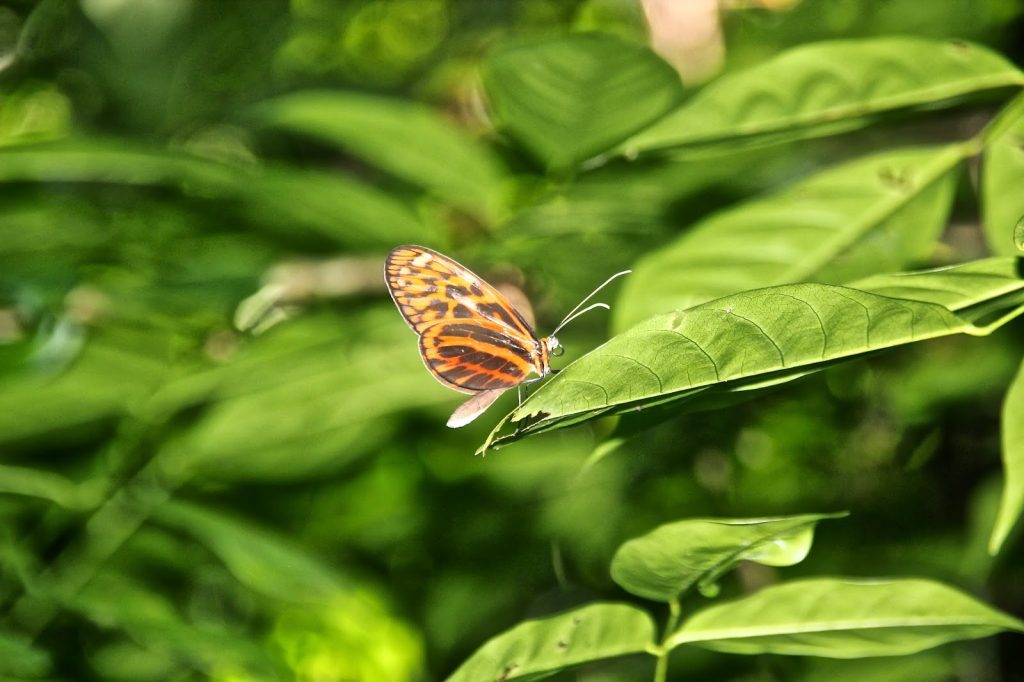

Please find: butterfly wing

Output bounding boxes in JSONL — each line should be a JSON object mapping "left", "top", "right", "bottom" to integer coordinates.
{"left": 385, "top": 245, "right": 537, "bottom": 337}
{"left": 447, "top": 389, "right": 509, "bottom": 428}
{"left": 418, "top": 318, "right": 536, "bottom": 394}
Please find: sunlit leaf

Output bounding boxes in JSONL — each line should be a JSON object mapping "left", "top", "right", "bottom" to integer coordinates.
{"left": 610, "top": 513, "right": 845, "bottom": 602}
{"left": 483, "top": 32, "right": 682, "bottom": 169}
{"left": 249, "top": 90, "right": 503, "bottom": 217}
{"left": 669, "top": 578, "right": 1024, "bottom": 657}
{"left": 154, "top": 500, "right": 347, "bottom": 603}
{"left": 626, "top": 37, "right": 1024, "bottom": 153}
{"left": 982, "top": 95, "right": 1024, "bottom": 256}
{"left": 484, "top": 277, "right": 1024, "bottom": 448}
{"left": 615, "top": 145, "right": 963, "bottom": 330}
{"left": 989, "top": 359, "right": 1024, "bottom": 554}
{"left": 445, "top": 603, "right": 655, "bottom": 682}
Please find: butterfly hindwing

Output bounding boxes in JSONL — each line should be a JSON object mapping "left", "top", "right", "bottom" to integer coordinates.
{"left": 419, "top": 318, "right": 534, "bottom": 393}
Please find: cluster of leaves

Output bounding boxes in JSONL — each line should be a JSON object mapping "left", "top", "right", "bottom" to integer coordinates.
{"left": 0, "top": 1, "right": 1022, "bottom": 681}
{"left": 450, "top": 514, "right": 1022, "bottom": 680}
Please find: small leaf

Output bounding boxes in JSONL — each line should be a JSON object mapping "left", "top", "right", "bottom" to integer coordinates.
{"left": 982, "top": 94, "right": 1024, "bottom": 256}
{"left": 445, "top": 603, "right": 655, "bottom": 682}
{"left": 610, "top": 514, "right": 844, "bottom": 602}
{"left": 0, "top": 629, "right": 50, "bottom": 677}
{"left": 626, "top": 37, "right": 1024, "bottom": 153}
{"left": 1016, "top": 214, "right": 1024, "bottom": 252}
{"left": 0, "top": 463, "right": 100, "bottom": 509}
{"left": 615, "top": 145, "right": 963, "bottom": 330}
{"left": 989, "top": 359, "right": 1024, "bottom": 554}
{"left": 249, "top": 91, "right": 503, "bottom": 216}
{"left": 154, "top": 500, "right": 346, "bottom": 603}
{"left": 669, "top": 578, "right": 1024, "bottom": 657}
{"left": 483, "top": 32, "right": 682, "bottom": 169}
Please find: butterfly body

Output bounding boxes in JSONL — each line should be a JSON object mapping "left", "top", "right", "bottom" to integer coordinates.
{"left": 386, "top": 245, "right": 623, "bottom": 427}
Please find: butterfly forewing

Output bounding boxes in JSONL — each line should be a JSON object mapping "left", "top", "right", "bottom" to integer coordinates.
{"left": 386, "top": 246, "right": 535, "bottom": 337}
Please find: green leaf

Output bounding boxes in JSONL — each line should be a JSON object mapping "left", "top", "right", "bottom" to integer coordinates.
{"left": 249, "top": 91, "right": 503, "bottom": 217}
{"left": 0, "top": 464, "right": 101, "bottom": 510}
{"left": 982, "top": 95, "right": 1024, "bottom": 256}
{"left": 1016, "top": 215, "right": 1024, "bottom": 252}
{"left": 0, "top": 630, "right": 50, "bottom": 677}
{"left": 155, "top": 311, "right": 452, "bottom": 482}
{"left": 445, "top": 603, "right": 655, "bottom": 682}
{"left": 154, "top": 500, "right": 347, "bottom": 603}
{"left": 0, "top": 140, "right": 428, "bottom": 247}
{"left": 483, "top": 32, "right": 682, "bottom": 169}
{"left": 626, "top": 37, "right": 1024, "bottom": 154}
{"left": 485, "top": 279, "right": 1024, "bottom": 448}
{"left": 989, "top": 359, "right": 1024, "bottom": 554}
{"left": 614, "top": 145, "right": 964, "bottom": 330}
{"left": 849, "top": 257, "right": 1024, "bottom": 314}
{"left": 71, "top": 573, "right": 273, "bottom": 676}
{"left": 610, "top": 513, "right": 845, "bottom": 602}
{"left": 669, "top": 578, "right": 1024, "bottom": 657}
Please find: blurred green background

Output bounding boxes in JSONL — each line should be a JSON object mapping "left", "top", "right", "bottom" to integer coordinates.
{"left": 1, "top": 0, "right": 1023, "bottom": 680}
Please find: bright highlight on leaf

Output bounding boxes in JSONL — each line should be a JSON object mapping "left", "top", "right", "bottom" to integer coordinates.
{"left": 989, "top": 359, "right": 1024, "bottom": 554}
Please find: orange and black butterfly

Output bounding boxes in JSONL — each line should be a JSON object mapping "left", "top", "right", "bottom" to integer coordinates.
{"left": 385, "top": 245, "right": 629, "bottom": 427}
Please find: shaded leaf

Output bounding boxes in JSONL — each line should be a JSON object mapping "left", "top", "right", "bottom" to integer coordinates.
{"left": 610, "top": 513, "right": 845, "bottom": 602}
{"left": 445, "top": 603, "right": 655, "bottom": 682}
{"left": 615, "top": 145, "right": 963, "bottom": 330}
{"left": 989, "top": 359, "right": 1024, "bottom": 554}
{"left": 154, "top": 500, "right": 346, "bottom": 603}
{"left": 483, "top": 32, "right": 682, "bottom": 169}
{"left": 669, "top": 578, "right": 1024, "bottom": 657}
{"left": 982, "top": 93, "right": 1024, "bottom": 256}
{"left": 71, "top": 573, "right": 274, "bottom": 676}
{"left": 249, "top": 90, "right": 503, "bottom": 216}
{"left": 0, "top": 140, "right": 428, "bottom": 247}
{"left": 0, "top": 630, "right": 50, "bottom": 677}
{"left": 626, "top": 37, "right": 1024, "bottom": 153}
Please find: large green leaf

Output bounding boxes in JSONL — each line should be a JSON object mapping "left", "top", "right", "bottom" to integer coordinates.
{"left": 669, "top": 578, "right": 1023, "bottom": 657}
{"left": 615, "top": 145, "right": 963, "bottom": 330}
{"left": 625, "top": 37, "right": 1024, "bottom": 153}
{"left": 981, "top": 94, "right": 1024, "bottom": 256}
{"left": 154, "top": 500, "right": 347, "bottom": 603}
{"left": 445, "top": 603, "right": 655, "bottom": 682}
{"left": 0, "top": 140, "right": 428, "bottom": 247}
{"left": 249, "top": 91, "right": 503, "bottom": 216}
{"left": 483, "top": 273, "right": 1024, "bottom": 449}
{"left": 610, "top": 514, "right": 845, "bottom": 602}
{"left": 989, "top": 359, "right": 1024, "bottom": 554}
{"left": 483, "top": 32, "right": 682, "bottom": 170}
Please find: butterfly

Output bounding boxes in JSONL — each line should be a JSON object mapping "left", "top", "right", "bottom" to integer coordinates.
{"left": 385, "top": 245, "right": 629, "bottom": 427}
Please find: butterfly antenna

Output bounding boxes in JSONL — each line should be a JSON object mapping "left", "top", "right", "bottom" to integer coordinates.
{"left": 550, "top": 270, "right": 631, "bottom": 336}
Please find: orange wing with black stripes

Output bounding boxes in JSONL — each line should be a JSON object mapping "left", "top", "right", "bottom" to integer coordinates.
{"left": 385, "top": 245, "right": 544, "bottom": 405}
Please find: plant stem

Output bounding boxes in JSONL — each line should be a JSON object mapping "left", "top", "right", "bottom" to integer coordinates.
{"left": 653, "top": 598, "right": 682, "bottom": 682}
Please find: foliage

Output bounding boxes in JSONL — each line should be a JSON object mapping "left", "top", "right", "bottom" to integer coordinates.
{"left": 0, "top": 1, "right": 1023, "bottom": 681}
